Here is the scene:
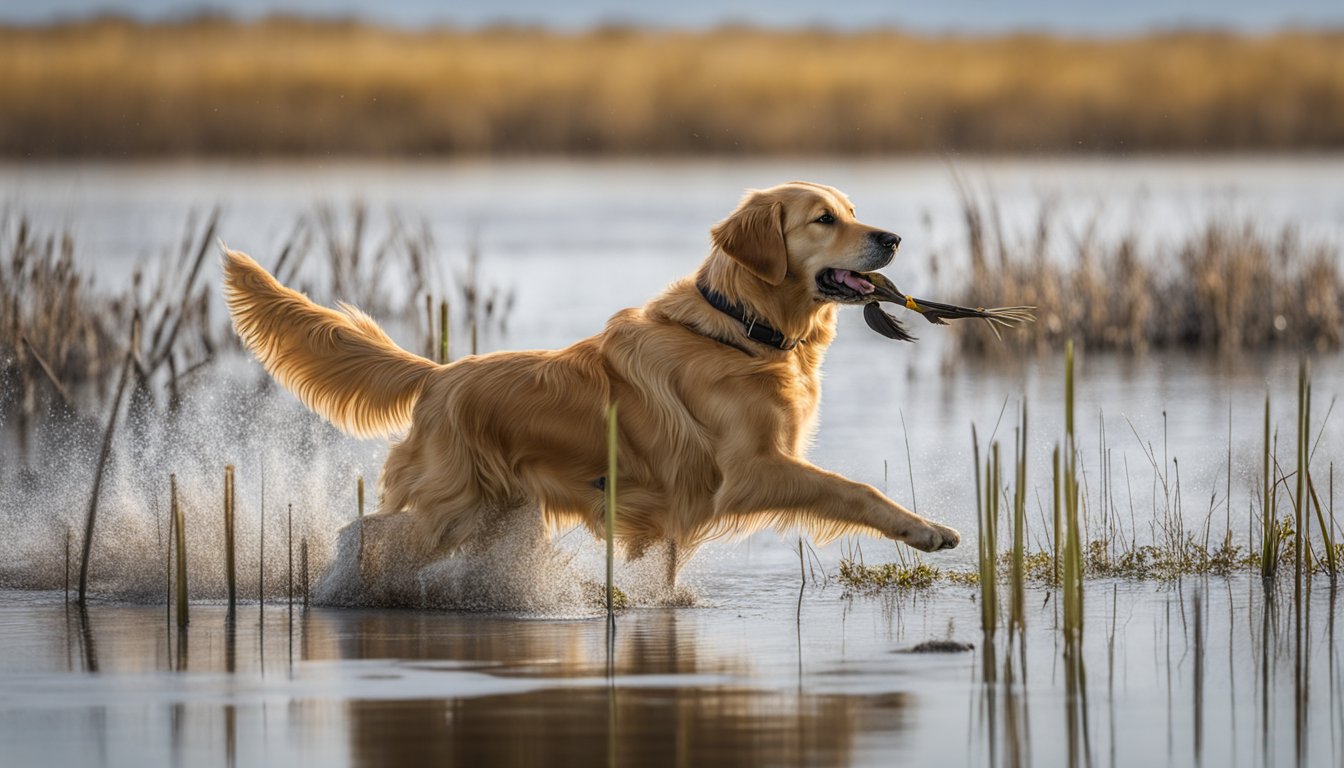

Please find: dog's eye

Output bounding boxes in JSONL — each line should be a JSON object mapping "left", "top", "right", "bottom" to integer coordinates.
{"left": 815, "top": 213, "right": 835, "bottom": 224}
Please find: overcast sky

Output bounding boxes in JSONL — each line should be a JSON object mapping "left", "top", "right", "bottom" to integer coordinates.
{"left": 4, "top": 0, "right": 1343, "bottom": 34}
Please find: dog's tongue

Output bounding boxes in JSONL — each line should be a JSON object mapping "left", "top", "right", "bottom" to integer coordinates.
{"left": 833, "top": 269, "right": 875, "bottom": 295}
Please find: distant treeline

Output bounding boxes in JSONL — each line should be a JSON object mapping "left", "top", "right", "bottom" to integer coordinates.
{"left": 2, "top": 18, "right": 1342, "bottom": 157}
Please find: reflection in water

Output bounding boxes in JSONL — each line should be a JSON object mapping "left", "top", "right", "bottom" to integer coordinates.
{"left": 76, "top": 604, "right": 98, "bottom": 674}
{"left": 321, "top": 609, "right": 898, "bottom": 765}
{"left": 1193, "top": 590, "right": 1204, "bottom": 767}
{"left": 346, "top": 687, "right": 897, "bottom": 767}
{"left": 3, "top": 574, "right": 1344, "bottom": 766}
{"left": 0, "top": 600, "right": 916, "bottom": 766}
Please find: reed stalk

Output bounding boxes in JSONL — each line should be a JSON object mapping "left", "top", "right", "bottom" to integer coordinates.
{"left": 973, "top": 426, "right": 998, "bottom": 635}
{"left": 1052, "top": 446, "right": 1061, "bottom": 586}
{"left": 165, "top": 500, "right": 172, "bottom": 624}
{"left": 301, "top": 538, "right": 310, "bottom": 609}
{"left": 1262, "top": 394, "right": 1280, "bottom": 579}
{"left": 77, "top": 312, "right": 138, "bottom": 607}
{"left": 1062, "top": 341, "right": 1084, "bottom": 644}
{"left": 224, "top": 465, "right": 236, "bottom": 613}
{"left": 1308, "top": 476, "right": 1337, "bottom": 575}
{"left": 797, "top": 537, "right": 806, "bottom": 587}
{"left": 258, "top": 472, "right": 265, "bottom": 609}
{"left": 64, "top": 526, "right": 70, "bottom": 602}
{"left": 357, "top": 475, "right": 365, "bottom": 571}
{"left": 439, "top": 299, "right": 450, "bottom": 363}
{"left": 1010, "top": 404, "right": 1027, "bottom": 632}
{"left": 606, "top": 402, "right": 618, "bottom": 626}
{"left": 172, "top": 474, "right": 188, "bottom": 628}
{"left": 287, "top": 503, "right": 294, "bottom": 616}
{"left": 1296, "top": 361, "right": 1308, "bottom": 603}
{"left": 424, "top": 294, "right": 434, "bottom": 358}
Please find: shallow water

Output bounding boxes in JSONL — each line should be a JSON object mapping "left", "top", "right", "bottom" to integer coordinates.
{"left": 3, "top": 158, "right": 1344, "bottom": 765}
{"left": 2, "top": 568, "right": 1342, "bottom": 767}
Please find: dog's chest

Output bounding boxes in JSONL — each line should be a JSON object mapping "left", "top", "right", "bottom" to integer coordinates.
{"left": 778, "top": 357, "right": 824, "bottom": 452}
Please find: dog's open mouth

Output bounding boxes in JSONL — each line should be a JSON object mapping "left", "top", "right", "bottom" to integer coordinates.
{"left": 816, "top": 268, "right": 878, "bottom": 303}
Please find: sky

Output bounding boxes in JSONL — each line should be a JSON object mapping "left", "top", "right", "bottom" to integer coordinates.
{"left": 3, "top": 0, "right": 1343, "bottom": 34}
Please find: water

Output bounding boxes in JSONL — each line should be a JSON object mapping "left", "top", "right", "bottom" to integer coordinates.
{"left": 1, "top": 575, "right": 1341, "bottom": 766}
{"left": 2, "top": 157, "right": 1344, "bottom": 765}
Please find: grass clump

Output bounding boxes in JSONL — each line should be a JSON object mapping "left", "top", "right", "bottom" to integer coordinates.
{"left": 837, "top": 558, "right": 941, "bottom": 593}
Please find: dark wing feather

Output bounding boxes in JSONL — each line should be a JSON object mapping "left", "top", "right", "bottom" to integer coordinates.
{"left": 863, "top": 302, "right": 917, "bottom": 342}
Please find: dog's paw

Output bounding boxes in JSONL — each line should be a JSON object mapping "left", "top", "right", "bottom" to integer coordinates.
{"left": 905, "top": 522, "right": 960, "bottom": 553}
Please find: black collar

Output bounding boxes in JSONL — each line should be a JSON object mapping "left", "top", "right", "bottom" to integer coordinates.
{"left": 696, "top": 282, "right": 799, "bottom": 351}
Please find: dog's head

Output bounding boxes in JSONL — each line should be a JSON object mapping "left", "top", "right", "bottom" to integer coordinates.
{"left": 702, "top": 181, "right": 900, "bottom": 340}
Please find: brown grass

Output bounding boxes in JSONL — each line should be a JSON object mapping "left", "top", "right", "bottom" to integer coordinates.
{"left": 949, "top": 191, "right": 1344, "bottom": 356}
{"left": 1, "top": 18, "right": 1342, "bottom": 157}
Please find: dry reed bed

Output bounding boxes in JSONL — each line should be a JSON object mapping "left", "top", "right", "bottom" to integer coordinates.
{"left": 949, "top": 190, "right": 1344, "bottom": 355}
{"left": 0, "top": 205, "right": 509, "bottom": 432}
{"left": 2, "top": 19, "right": 1343, "bottom": 156}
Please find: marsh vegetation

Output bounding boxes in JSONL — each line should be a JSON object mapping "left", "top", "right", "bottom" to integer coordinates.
{"left": 2, "top": 160, "right": 1344, "bottom": 765}
{"left": 2, "top": 19, "right": 1343, "bottom": 157}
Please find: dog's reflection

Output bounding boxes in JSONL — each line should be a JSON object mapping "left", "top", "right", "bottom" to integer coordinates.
{"left": 296, "top": 609, "right": 909, "bottom": 767}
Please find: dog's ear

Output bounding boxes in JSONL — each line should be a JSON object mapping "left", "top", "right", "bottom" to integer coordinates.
{"left": 710, "top": 193, "right": 788, "bottom": 285}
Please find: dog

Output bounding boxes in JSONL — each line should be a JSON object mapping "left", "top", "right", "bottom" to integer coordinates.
{"left": 223, "top": 181, "right": 960, "bottom": 591}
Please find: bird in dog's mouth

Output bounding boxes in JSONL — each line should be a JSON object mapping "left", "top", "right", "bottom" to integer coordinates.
{"left": 819, "top": 267, "right": 1035, "bottom": 342}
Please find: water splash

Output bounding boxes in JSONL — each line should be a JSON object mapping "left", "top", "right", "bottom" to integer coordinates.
{"left": 1, "top": 374, "right": 695, "bottom": 614}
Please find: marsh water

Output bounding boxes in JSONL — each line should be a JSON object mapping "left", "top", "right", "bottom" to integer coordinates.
{"left": 3, "top": 575, "right": 1343, "bottom": 766}
{"left": 2, "top": 157, "right": 1344, "bottom": 766}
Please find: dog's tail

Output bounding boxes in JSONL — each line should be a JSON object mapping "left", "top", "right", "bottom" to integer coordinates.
{"left": 222, "top": 248, "right": 438, "bottom": 438}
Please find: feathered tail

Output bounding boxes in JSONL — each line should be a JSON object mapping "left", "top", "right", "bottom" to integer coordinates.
{"left": 222, "top": 248, "right": 437, "bottom": 437}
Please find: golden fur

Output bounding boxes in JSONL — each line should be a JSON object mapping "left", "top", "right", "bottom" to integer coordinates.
{"left": 223, "top": 182, "right": 960, "bottom": 580}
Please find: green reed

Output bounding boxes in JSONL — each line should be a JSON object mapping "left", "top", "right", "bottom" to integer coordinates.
{"left": 973, "top": 426, "right": 999, "bottom": 635}
{"left": 1295, "top": 361, "right": 1308, "bottom": 601}
{"left": 1010, "top": 403, "right": 1027, "bottom": 633}
{"left": 849, "top": 347, "right": 1342, "bottom": 596}
{"left": 1061, "top": 341, "right": 1084, "bottom": 644}
{"left": 1262, "top": 394, "right": 1281, "bottom": 579}
{"left": 1308, "top": 477, "right": 1338, "bottom": 577}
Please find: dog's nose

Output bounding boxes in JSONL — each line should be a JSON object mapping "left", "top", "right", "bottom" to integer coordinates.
{"left": 872, "top": 231, "right": 901, "bottom": 249}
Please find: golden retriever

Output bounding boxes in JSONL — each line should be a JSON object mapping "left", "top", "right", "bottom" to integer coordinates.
{"left": 223, "top": 181, "right": 960, "bottom": 589}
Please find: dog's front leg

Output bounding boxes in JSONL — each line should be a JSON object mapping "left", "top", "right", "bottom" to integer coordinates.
{"left": 714, "top": 455, "right": 960, "bottom": 552}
